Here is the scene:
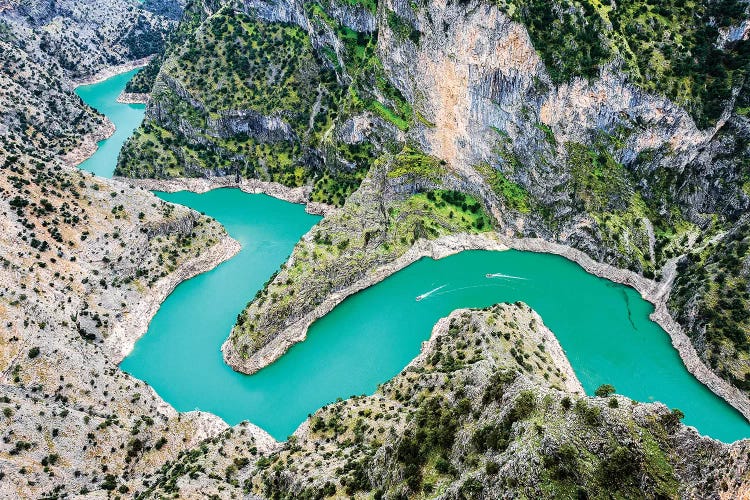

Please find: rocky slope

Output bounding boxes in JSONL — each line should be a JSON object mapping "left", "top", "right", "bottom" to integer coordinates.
{"left": 0, "top": 138, "right": 239, "bottom": 497}
{"left": 670, "top": 215, "right": 750, "bottom": 394}
{"left": 121, "top": 0, "right": 750, "bottom": 403}
{"left": 138, "top": 305, "right": 750, "bottom": 499}
{"left": 0, "top": 0, "right": 176, "bottom": 81}
{"left": 0, "top": 0, "right": 182, "bottom": 160}
{"left": 0, "top": 1, "right": 245, "bottom": 497}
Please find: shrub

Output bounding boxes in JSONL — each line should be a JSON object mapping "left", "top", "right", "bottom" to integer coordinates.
{"left": 485, "top": 461, "right": 500, "bottom": 475}
{"left": 660, "top": 408, "right": 685, "bottom": 432}
{"left": 595, "top": 384, "right": 616, "bottom": 397}
{"left": 544, "top": 443, "right": 580, "bottom": 480}
{"left": 101, "top": 474, "right": 117, "bottom": 491}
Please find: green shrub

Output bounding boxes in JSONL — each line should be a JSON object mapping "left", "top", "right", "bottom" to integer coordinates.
{"left": 595, "top": 383, "right": 616, "bottom": 397}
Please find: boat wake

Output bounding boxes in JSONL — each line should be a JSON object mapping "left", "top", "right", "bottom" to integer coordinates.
{"left": 416, "top": 285, "right": 446, "bottom": 301}
{"left": 486, "top": 273, "right": 527, "bottom": 280}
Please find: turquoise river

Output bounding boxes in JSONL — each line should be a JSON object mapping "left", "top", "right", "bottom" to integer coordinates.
{"left": 75, "top": 69, "right": 750, "bottom": 443}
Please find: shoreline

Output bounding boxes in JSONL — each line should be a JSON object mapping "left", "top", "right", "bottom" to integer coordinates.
{"left": 117, "top": 176, "right": 337, "bottom": 216}
{"left": 62, "top": 57, "right": 153, "bottom": 168}
{"left": 61, "top": 118, "right": 116, "bottom": 168}
{"left": 500, "top": 237, "right": 750, "bottom": 422}
{"left": 98, "top": 178, "right": 750, "bottom": 430}
{"left": 117, "top": 91, "right": 150, "bottom": 104}
{"left": 64, "top": 67, "right": 271, "bottom": 443}
{"left": 221, "top": 232, "right": 509, "bottom": 375}
{"left": 219, "top": 223, "right": 750, "bottom": 423}
{"left": 107, "top": 233, "right": 242, "bottom": 363}
{"left": 100, "top": 227, "right": 283, "bottom": 448}
{"left": 70, "top": 55, "right": 749, "bottom": 427}
{"left": 73, "top": 55, "right": 153, "bottom": 87}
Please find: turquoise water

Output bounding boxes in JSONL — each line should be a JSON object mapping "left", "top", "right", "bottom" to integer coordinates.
{"left": 122, "top": 242, "right": 750, "bottom": 442}
{"left": 119, "top": 189, "right": 324, "bottom": 438}
{"left": 78, "top": 71, "right": 750, "bottom": 443}
{"left": 75, "top": 69, "right": 145, "bottom": 177}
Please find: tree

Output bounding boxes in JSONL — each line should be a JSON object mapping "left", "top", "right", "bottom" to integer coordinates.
{"left": 595, "top": 383, "right": 616, "bottom": 397}
{"left": 101, "top": 474, "right": 117, "bottom": 491}
{"left": 661, "top": 408, "right": 685, "bottom": 432}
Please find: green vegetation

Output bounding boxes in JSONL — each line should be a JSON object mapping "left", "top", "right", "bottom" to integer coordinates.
{"left": 120, "top": 12, "right": 170, "bottom": 60}
{"left": 127, "top": 0, "right": 216, "bottom": 95}
{"left": 670, "top": 220, "right": 750, "bottom": 391}
{"left": 386, "top": 10, "right": 421, "bottom": 45}
{"left": 594, "top": 383, "right": 615, "bottom": 397}
{"left": 398, "top": 189, "right": 493, "bottom": 234}
{"left": 499, "top": 0, "right": 750, "bottom": 127}
{"left": 500, "top": 0, "right": 607, "bottom": 83}
{"left": 125, "top": 55, "right": 163, "bottom": 94}
{"left": 169, "top": 10, "right": 334, "bottom": 126}
{"left": 475, "top": 163, "right": 531, "bottom": 213}
{"left": 387, "top": 145, "right": 445, "bottom": 181}
{"left": 395, "top": 395, "right": 462, "bottom": 491}
{"left": 118, "top": 5, "right": 391, "bottom": 205}
{"left": 566, "top": 141, "right": 630, "bottom": 213}
{"left": 535, "top": 122, "right": 557, "bottom": 147}
{"left": 345, "top": 66, "right": 414, "bottom": 131}
{"left": 369, "top": 100, "right": 409, "bottom": 130}
{"left": 564, "top": 141, "right": 664, "bottom": 274}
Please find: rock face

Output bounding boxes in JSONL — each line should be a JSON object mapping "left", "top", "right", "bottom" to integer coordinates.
{"left": 128, "top": 0, "right": 750, "bottom": 406}
{"left": 138, "top": 305, "right": 750, "bottom": 499}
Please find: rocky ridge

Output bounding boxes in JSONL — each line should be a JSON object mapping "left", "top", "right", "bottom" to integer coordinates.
{"left": 138, "top": 305, "right": 750, "bottom": 499}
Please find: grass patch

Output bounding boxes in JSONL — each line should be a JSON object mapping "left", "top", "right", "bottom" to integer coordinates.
{"left": 475, "top": 163, "right": 530, "bottom": 213}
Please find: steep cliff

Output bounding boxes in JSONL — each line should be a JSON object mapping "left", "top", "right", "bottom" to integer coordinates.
{"left": 122, "top": 0, "right": 750, "bottom": 402}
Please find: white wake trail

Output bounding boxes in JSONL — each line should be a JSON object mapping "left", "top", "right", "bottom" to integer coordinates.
{"left": 415, "top": 285, "right": 447, "bottom": 301}
{"left": 485, "top": 273, "right": 527, "bottom": 280}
